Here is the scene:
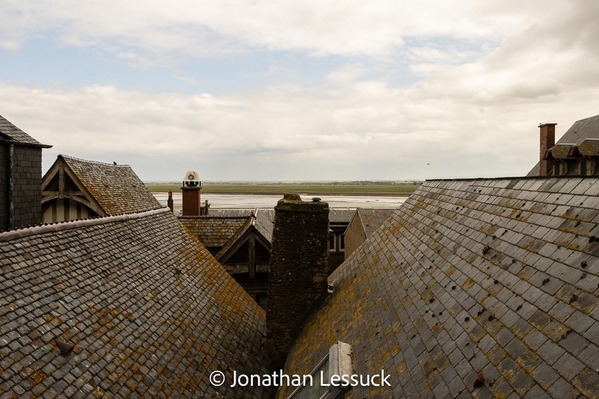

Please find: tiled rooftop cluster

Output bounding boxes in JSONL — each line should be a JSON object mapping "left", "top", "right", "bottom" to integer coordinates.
{"left": 0, "top": 208, "right": 271, "bottom": 398}
{"left": 179, "top": 217, "right": 250, "bottom": 249}
{"left": 180, "top": 209, "right": 275, "bottom": 253}
{"left": 282, "top": 177, "right": 599, "bottom": 398}
{"left": 60, "top": 155, "right": 162, "bottom": 216}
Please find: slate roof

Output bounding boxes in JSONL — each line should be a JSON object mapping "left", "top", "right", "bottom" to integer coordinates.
{"left": 254, "top": 209, "right": 275, "bottom": 243}
{"left": 178, "top": 216, "right": 249, "bottom": 248}
{"left": 529, "top": 114, "right": 599, "bottom": 175}
{"left": 353, "top": 208, "right": 396, "bottom": 237}
{"left": 58, "top": 155, "right": 162, "bottom": 216}
{"left": 329, "top": 209, "right": 355, "bottom": 224}
{"left": 281, "top": 177, "right": 599, "bottom": 398}
{"left": 214, "top": 210, "right": 275, "bottom": 260}
{"left": 0, "top": 114, "right": 51, "bottom": 148}
{"left": 180, "top": 209, "right": 275, "bottom": 252}
{"left": 0, "top": 208, "right": 270, "bottom": 398}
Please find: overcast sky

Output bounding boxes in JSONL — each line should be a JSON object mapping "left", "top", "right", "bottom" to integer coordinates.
{"left": 1, "top": 1, "right": 598, "bottom": 181}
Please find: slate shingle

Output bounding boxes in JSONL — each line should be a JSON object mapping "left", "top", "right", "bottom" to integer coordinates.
{"left": 0, "top": 209, "right": 271, "bottom": 398}
{"left": 280, "top": 176, "right": 599, "bottom": 398}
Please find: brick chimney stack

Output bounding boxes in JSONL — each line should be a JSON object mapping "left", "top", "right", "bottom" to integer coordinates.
{"left": 265, "top": 194, "right": 329, "bottom": 369}
{"left": 181, "top": 171, "right": 201, "bottom": 216}
{"left": 539, "top": 123, "right": 556, "bottom": 176}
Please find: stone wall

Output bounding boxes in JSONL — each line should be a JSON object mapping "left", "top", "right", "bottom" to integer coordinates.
{"left": 265, "top": 194, "right": 329, "bottom": 369}
{"left": 0, "top": 144, "right": 42, "bottom": 231}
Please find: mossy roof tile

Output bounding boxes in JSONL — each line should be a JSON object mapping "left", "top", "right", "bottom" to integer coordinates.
{"left": 0, "top": 209, "right": 270, "bottom": 398}
{"left": 281, "top": 176, "right": 599, "bottom": 398}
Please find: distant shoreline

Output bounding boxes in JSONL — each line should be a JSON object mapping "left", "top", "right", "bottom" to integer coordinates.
{"left": 146, "top": 183, "right": 418, "bottom": 196}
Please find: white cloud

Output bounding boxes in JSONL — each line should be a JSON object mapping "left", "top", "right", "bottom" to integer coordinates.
{"left": 1, "top": 1, "right": 599, "bottom": 180}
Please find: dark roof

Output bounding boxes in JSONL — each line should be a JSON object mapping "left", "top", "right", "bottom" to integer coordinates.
{"left": 529, "top": 115, "right": 599, "bottom": 175}
{"left": 0, "top": 208, "right": 270, "bottom": 398}
{"left": 556, "top": 114, "right": 599, "bottom": 144}
{"left": 178, "top": 216, "right": 249, "bottom": 247}
{"left": 214, "top": 209, "right": 275, "bottom": 260}
{"left": 0, "top": 114, "right": 51, "bottom": 148}
{"left": 329, "top": 209, "right": 355, "bottom": 224}
{"left": 254, "top": 209, "right": 275, "bottom": 243}
{"left": 59, "top": 155, "right": 162, "bottom": 215}
{"left": 569, "top": 138, "right": 599, "bottom": 157}
{"left": 355, "top": 208, "right": 396, "bottom": 237}
{"left": 282, "top": 177, "right": 599, "bottom": 398}
{"left": 209, "top": 209, "right": 254, "bottom": 217}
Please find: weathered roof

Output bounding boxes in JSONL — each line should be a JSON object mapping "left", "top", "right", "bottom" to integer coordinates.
{"left": 355, "top": 208, "right": 396, "bottom": 237}
{"left": 209, "top": 209, "right": 254, "bottom": 217}
{"left": 282, "top": 177, "right": 599, "bottom": 398}
{"left": 0, "top": 208, "right": 270, "bottom": 398}
{"left": 254, "top": 209, "right": 275, "bottom": 243}
{"left": 569, "top": 138, "right": 599, "bottom": 157}
{"left": 556, "top": 114, "right": 599, "bottom": 144}
{"left": 58, "top": 155, "right": 162, "bottom": 215}
{"left": 214, "top": 209, "right": 275, "bottom": 260}
{"left": 545, "top": 144, "right": 575, "bottom": 160}
{"left": 329, "top": 209, "right": 355, "bottom": 224}
{"left": 178, "top": 216, "right": 249, "bottom": 247}
{"left": 0, "top": 114, "right": 51, "bottom": 148}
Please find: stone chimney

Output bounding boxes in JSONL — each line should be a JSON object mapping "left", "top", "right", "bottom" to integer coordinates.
{"left": 181, "top": 170, "right": 201, "bottom": 216}
{"left": 167, "top": 190, "right": 174, "bottom": 213}
{"left": 539, "top": 123, "right": 557, "bottom": 176}
{"left": 265, "top": 194, "right": 329, "bottom": 369}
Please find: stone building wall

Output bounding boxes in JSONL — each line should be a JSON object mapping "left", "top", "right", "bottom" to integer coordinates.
{"left": 0, "top": 144, "right": 8, "bottom": 231}
{"left": 12, "top": 146, "right": 43, "bottom": 228}
{"left": 0, "top": 144, "right": 43, "bottom": 231}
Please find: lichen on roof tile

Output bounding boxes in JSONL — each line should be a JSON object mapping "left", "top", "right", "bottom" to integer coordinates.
{"left": 280, "top": 176, "right": 599, "bottom": 398}
{"left": 0, "top": 208, "right": 271, "bottom": 398}
{"left": 58, "top": 155, "right": 162, "bottom": 215}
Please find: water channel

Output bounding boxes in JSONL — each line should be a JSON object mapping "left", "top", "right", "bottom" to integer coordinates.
{"left": 153, "top": 193, "right": 408, "bottom": 212}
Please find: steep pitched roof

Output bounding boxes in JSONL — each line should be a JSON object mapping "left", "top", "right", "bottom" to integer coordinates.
{"left": 0, "top": 208, "right": 271, "bottom": 398}
{"left": 42, "top": 155, "right": 162, "bottom": 216}
{"left": 354, "top": 208, "right": 396, "bottom": 237}
{"left": 0, "top": 114, "right": 51, "bottom": 148}
{"left": 329, "top": 209, "right": 355, "bottom": 224}
{"left": 215, "top": 209, "right": 275, "bottom": 261}
{"left": 178, "top": 216, "right": 249, "bottom": 247}
{"left": 282, "top": 177, "right": 599, "bottom": 398}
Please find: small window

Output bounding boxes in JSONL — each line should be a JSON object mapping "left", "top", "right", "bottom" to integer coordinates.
{"left": 329, "top": 232, "right": 336, "bottom": 252}
{"left": 340, "top": 235, "right": 345, "bottom": 251}
{"left": 288, "top": 342, "right": 352, "bottom": 399}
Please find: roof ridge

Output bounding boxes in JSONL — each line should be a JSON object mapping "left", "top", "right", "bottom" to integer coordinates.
{"left": 60, "top": 154, "right": 131, "bottom": 168}
{"left": 574, "top": 113, "right": 599, "bottom": 123}
{"left": 0, "top": 208, "right": 169, "bottom": 242}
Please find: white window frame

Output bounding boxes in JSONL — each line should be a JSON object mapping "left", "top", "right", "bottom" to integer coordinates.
{"left": 287, "top": 341, "right": 352, "bottom": 399}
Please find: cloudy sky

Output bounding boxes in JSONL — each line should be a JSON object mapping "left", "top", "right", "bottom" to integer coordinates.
{"left": 1, "top": 1, "right": 598, "bottom": 181}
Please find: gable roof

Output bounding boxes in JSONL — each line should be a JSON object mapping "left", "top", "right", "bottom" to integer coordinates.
{"left": 215, "top": 209, "right": 275, "bottom": 261}
{"left": 178, "top": 216, "right": 249, "bottom": 248}
{"left": 353, "top": 208, "right": 396, "bottom": 237}
{"left": 180, "top": 209, "right": 275, "bottom": 253}
{"left": 0, "top": 114, "right": 51, "bottom": 148}
{"left": 0, "top": 208, "right": 271, "bottom": 398}
{"left": 329, "top": 209, "right": 355, "bottom": 224}
{"left": 42, "top": 155, "right": 162, "bottom": 216}
{"left": 528, "top": 114, "right": 599, "bottom": 175}
{"left": 282, "top": 177, "right": 599, "bottom": 398}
